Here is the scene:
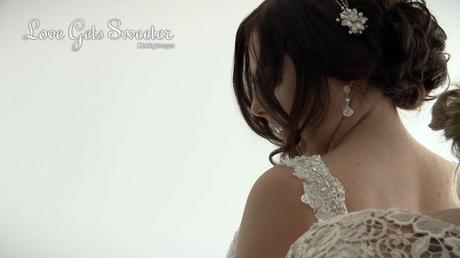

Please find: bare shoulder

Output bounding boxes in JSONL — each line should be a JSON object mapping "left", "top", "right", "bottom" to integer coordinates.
{"left": 234, "top": 164, "right": 316, "bottom": 258}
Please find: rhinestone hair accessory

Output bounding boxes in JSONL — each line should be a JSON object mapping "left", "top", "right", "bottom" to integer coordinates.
{"left": 334, "top": 0, "right": 369, "bottom": 35}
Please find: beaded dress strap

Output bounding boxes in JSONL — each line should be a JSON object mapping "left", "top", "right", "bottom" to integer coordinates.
{"left": 278, "top": 154, "right": 348, "bottom": 222}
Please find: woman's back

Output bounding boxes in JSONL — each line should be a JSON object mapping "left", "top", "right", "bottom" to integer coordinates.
{"left": 322, "top": 128, "right": 460, "bottom": 214}
{"left": 282, "top": 153, "right": 460, "bottom": 257}
{"left": 226, "top": 153, "right": 460, "bottom": 257}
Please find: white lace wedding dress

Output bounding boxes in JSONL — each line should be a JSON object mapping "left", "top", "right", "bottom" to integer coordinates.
{"left": 226, "top": 154, "right": 460, "bottom": 258}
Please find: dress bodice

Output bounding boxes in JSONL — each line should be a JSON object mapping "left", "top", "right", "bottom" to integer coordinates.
{"left": 225, "top": 154, "right": 460, "bottom": 258}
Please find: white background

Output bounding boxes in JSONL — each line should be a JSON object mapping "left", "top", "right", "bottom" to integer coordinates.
{"left": 0, "top": 0, "right": 459, "bottom": 257}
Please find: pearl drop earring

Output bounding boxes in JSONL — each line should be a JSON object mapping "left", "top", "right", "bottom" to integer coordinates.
{"left": 342, "top": 84, "right": 353, "bottom": 117}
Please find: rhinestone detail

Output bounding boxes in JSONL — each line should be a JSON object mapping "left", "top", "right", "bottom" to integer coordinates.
{"left": 279, "top": 154, "right": 348, "bottom": 222}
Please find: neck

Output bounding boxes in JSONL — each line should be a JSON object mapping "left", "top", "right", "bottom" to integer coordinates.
{"left": 296, "top": 95, "right": 412, "bottom": 157}
{"left": 328, "top": 99, "right": 410, "bottom": 154}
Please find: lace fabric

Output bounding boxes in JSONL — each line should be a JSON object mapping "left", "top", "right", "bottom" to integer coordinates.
{"left": 286, "top": 207, "right": 460, "bottom": 258}
{"left": 226, "top": 154, "right": 460, "bottom": 258}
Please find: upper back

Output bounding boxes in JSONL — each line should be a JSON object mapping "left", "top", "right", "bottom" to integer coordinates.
{"left": 320, "top": 144, "right": 460, "bottom": 213}
{"left": 278, "top": 147, "right": 460, "bottom": 220}
{"left": 227, "top": 152, "right": 460, "bottom": 258}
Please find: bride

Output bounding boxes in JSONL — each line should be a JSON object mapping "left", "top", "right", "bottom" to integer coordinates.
{"left": 226, "top": 0, "right": 460, "bottom": 257}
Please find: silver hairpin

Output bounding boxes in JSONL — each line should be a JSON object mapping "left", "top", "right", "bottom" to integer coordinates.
{"left": 334, "top": 0, "right": 369, "bottom": 35}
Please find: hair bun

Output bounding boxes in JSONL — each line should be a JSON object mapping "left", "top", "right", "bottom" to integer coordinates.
{"left": 430, "top": 87, "right": 460, "bottom": 159}
{"left": 374, "top": 0, "right": 449, "bottom": 110}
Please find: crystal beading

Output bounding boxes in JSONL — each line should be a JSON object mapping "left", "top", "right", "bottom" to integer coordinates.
{"left": 279, "top": 154, "right": 348, "bottom": 222}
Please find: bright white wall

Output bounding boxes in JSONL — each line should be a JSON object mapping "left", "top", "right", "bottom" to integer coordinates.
{"left": 0, "top": 0, "right": 459, "bottom": 257}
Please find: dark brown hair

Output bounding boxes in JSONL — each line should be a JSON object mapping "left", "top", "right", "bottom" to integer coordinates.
{"left": 232, "top": 0, "right": 450, "bottom": 166}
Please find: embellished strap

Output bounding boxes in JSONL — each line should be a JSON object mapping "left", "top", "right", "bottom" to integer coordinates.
{"left": 278, "top": 154, "right": 348, "bottom": 222}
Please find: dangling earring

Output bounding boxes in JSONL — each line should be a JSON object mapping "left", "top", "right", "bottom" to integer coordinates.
{"left": 342, "top": 84, "right": 354, "bottom": 117}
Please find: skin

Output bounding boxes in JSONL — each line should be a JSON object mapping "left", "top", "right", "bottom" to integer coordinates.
{"left": 248, "top": 31, "right": 460, "bottom": 218}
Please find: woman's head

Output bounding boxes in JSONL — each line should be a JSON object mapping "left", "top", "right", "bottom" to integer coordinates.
{"left": 232, "top": 0, "right": 449, "bottom": 165}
